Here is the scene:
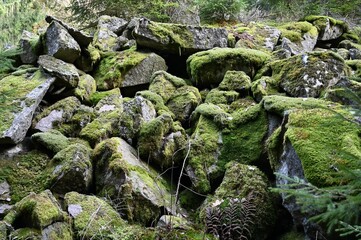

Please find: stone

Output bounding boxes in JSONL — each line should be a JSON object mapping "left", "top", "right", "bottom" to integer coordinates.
{"left": 94, "top": 90, "right": 123, "bottom": 115}
{"left": 93, "top": 137, "right": 176, "bottom": 225}
{"left": 0, "top": 181, "right": 11, "bottom": 202}
{"left": 73, "top": 74, "right": 97, "bottom": 103}
{"left": 304, "top": 15, "right": 347, "bottom": 41}
{"left": 157, "top": 215, "right": 190, "bottom": 229}
{"left": 31, "top": 130, "right": 70, "bottom": 155}
{"left": 64, "top": 191, "right": 125, "bottom": 239}
{"left": 19, "top": 30, "right": 41, "bottom": 64}
{"left": 38, "top": 55, "right": 80, "bottom": 88}
{"left": 0, "top": 71, "right": 55, "bottom": 144}
{"left": 92, "top": 27, "right": 120, "bottom": 52}
{"left": 219, "top": 71, "right": 252, "bottom": 94}
{"left": 9, "top": 228, "right": 41, "bottom": 239}
{"left": 47, "top": 143, "right": 92, "bottom": 194}
{"left": 44, "top": 21, "right": 81, "bottom": 63}
{"left": 93, "top": 49, "right": 167, "bottom": 90}
{"left": 349, "top": 48, "right": 361, "bottom": 60}
{"left": 134, "top": 18, "right": 228, "bottom": 55}
{"left": 205, "top": 88, "right": 239, "bottom": 105}
{"left": 168, "top": 0, "right": 200, "bottom": 25}
{"left": 98, "top": 15, "right": 128, "bottom": 35}
{"left": 149, "top": 71, "right": 187, "bottom": 102}
{"left": 41, "top": 222, "right": 73, "bottom": 240}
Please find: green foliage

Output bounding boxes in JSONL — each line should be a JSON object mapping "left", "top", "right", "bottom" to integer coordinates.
{"left": 68, "top": 0, "right": 177, "bottom": 23}
{"left": 195, "top": 0, "right": 246, "bottom": 23}
{"left": 0, "top": 48, "right": 21, "bottom": 77}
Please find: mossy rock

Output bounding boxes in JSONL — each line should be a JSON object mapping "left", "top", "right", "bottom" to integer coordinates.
{"left": 205, "top": 88, "right": 239, "bottom": 105}
{"left": 94, "top": 90, "right": 123, "bottom": 115}
{"left": 0, "top": 70, "right": 55, "bottom": 144}
{"left": 89, "top": 88, "right": 121, "bottom": 106}
{"left": 339, "top": 40, "right": 361, "bottom": 51}
{"left": 4, "top": 190, "right": 67, "bottom": 229}
{"left": 278, "top": 21, "right": 318, "bottom": 43}
{"left": 219, "top": 70, "right": 252, "bottom": 94}
{"left": 47, "top": 143, "right": 92, "bottom": 194}
{"left": 41, "top": 222, "right": 73, "bottom": 240}
{"left": 64, "top": 191, "right": 125, "bottom": 239}
{"left": 73, "top": 74, "right": 97, "bottom": 103}
{"left": 0, "top": 149, "right": 51, "bottom": 203}
{"left": 251, "top": 76, "right": 283, "bottom": 102}
{"left": 149, "top": 70, "right": 187, "bottom": 102}
{"left": 323, "top": 77, "right": 361, "bottom": 106}
{"left": 303, "top": 15, "right": 347, "bottom": 41}
{"left": 31, "top": 130, "right": 70, "bottom": 155}
{"left": 201, "top": 162, "right": 276, "bottom": 240}
{"left": 186, "top": 116, "right": 222, "bottom": 194}
{"left": 135, "top": 90, "right": 174, "bottom": 117}
{"left": 186, "top": 47, "right": 270, "bottom": 88}
{"left": 93, "top": 49, "right": 167, "bottom": 90}
{"left": 346, "top": 59, "right": 361, "bottom": 78}
{"left": 192, "top": 103, "right": 232, "bottom": 128}
{"left": 8, "top": 228, "right": 41, "bottom": 240}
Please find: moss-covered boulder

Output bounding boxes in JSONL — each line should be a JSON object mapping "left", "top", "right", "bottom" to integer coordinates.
{"left": 41, "top": 222, "right": 73, "bottom": 240}
{"left": 134, "top": 19, "right": 228, "bottom": 55}
{"left": 278, "top": 21, "right": 318, "bottom": 55}
{"left": 93, "top": 137, "right": 175, "bottom": 225}
{"left": 4, "top": 190, "right": 67, "bottom": 229}
{"left": 339, "top": 39, "right": 361, "bottom": 50}
{"left": 219, "top": 70, "right": 252, "bottom": 94}
{"left": 31, "top": 130, "right": 70, "bottom": 155}
{"left": 304, "top": 15, "right": 347, "bottom": 41}
{"left": 149, "top": 71, "right": 188, "bottom": 102}
{"left": 93, "top": 49, "right": 167, "bottom": 90}
{"left": 234, "top": 23, "right": 281, "bottom": 52}
{"left": 167, "top": 85, "right": 202, "bottom": 124}
{"left": 47, "top": 143, "right": 92, "bottom": 194}
{"left": 73, "top": 74, "right": 97, "bottom": 103}
{"left": 251, "top": 76, "right": 283, "bottom": 102}
{"left": 261, "top": 51, "right": 349, "bottom": 97}
{"left": 64, "top": 191, "right": 125, "bottom": 239}
{"left": 135, "top": 90, "right": 174, "bottom": 117}
{"left": 19, "top": 30, "right": 41, "bottom": 64}
{"left": 0, "top": 71, "right": 55, "bottom": 144}
{"left": 89, "top": 88, "right": 121, "bottom": 106}
{"left": 9, "top": 228, "right": 41, "bottom": 239}
{"left": 187, "top": 47, "right": 270, "bottom": 88}
{"left": 205, "top": 88, "right": 239, "bottom": 105}
{"left": 118, "top": 96, "right": 156, "bottom": 144}
{"left": 323, "top": 77, "right": 361, "bottom": 106}
{"left": 201, "top": 162, "right": 275, "bottom": 240}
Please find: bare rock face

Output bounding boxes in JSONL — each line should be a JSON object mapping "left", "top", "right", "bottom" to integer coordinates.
{"left": 133, "top": 18, "right": 228, "bottom": 55}
{"left": 0, "top": 71, "right": 55, "bottom": 144}
{"left": 45, "top": 21, "right": 81, "bottom": 63}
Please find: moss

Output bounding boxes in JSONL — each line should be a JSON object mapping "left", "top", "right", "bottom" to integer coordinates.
{"left": 31, "top": 130, "right": 70, "bottom": 154}
{"left": 251, "top": 76, "right": 282, "bottom": 102}
{"left": 89, "top": 88, "right": 121, "bottom": 106}
{"left": 0, "top": 70, "right": 48, "bottom": 134}
{"left": 188, "top": 116, "right": 222, "bottom": 194}
{"left": 341, "top": 32, "right": 360, "bottom": 43}
{"left": 266, "top": 126, "right": 283, "bottom": 170}
{"left": 192, "top": 103, "right": 232, "bottom": 128}
{"left": 0, "top": 150, "right": 50, "bottom": 203}
{"left": 227, "top": 33, "right": 236, "bottom": 47}
{"left": 205, "top": 88, "right": 239, "bottom": 105}
{"left": 303, "top": 15, "right": 348, "bottom": 32}
{"left": 346, "top": 59, "right": 361, "bottom": 78}
{"left": 74, "top": 74, "right": 97, "bottom": 103}
{"left": 9, "top": 228, "right": 41, "bottom": 239}
{"left": 87, "top": 43, "right": 101, "bottom": 63}
{"left": 186, "top": 47, "right": 271, "bottom": 88}
{"left": 285, "top": 107, "right": 361, "bottom": 187}
{"left": 41, "top": 222, "right": 73, "bottom": 240}
{"left": 278, "top": 21, "right": 318, "bottom": 42}
{"left": 136, "top": 90, "right": 174, "bottom": 117}
{"left": 219, "top": 70, "right": 252, "bottom": 93}
{"left": 339, "top": 40, "right": 361, "bottom": 50}
{"left": 149, "top": 70, "right": 187, "bottom": 102}
{"left": 93, "top": 49, "right": 148, "bottom": 90}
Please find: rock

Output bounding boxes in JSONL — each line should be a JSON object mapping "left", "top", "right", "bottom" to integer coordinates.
{"left": 338, "top": 39, "right": 361, "bottom": 50}
{"left": 93, "top": 49, "right": 167, "bottom": 90}
{"left": 93, "top": 137, "right": 176, "bottom": 224}
{"left": 304, "top": 15, "right": 347, "bottom": 41}
{"left": 98, "top": 15, "right": 128, "bottom": 35}
{"left": 324, "top": 77, "right": 361, "bottom": 106}
{"left": 201, "top": 162, "right": 275, "bottom": 240}
{"left": 38, "top": 55, "right": 80, "bottom": 88}
{"left": 45, "top": 15, "right": 93, "bottom": 48}
{"left": 94, "top": 90, "right": 123, "bottom": 115}
{"left": 47, "top": 143, "right": 92, "bottom": 194}
{"left": 0, "top": 221, "right": 9, "bottom": 239}
{"left": 264, "top": 51, "right": 349, "bottom": 97}
{"left": 19, "top": 30, "right": 41, "bottom": 64}
{"left": 0, "top": 71, "right": 55, "bottom": 144}
{"left": 0, "top": 204, "right": 12, "bottom": 218}
{"left": 44, "top": 21, "right": 81, "bottom": 63}
{"left": 157, "top": 215, "right": 190, "bottom": 229}
{"left": 205, "top": 88, "right": 239, "bottom": 105}
{"left": 136, "top": 90, "right": 174, "bottom": 117}
{"left": 335, "top": 48, "right": 350, "bottom": 60}
{"left": 149, "top": 71, "right": 188, "bottom": 102}
{"left": 219, "top": 71, "right": 252, "bottom": 94}
{"left": 4, "top": 190, "right": 67, "bottom": 229}
{"left": 92, "top": 27, "right": 120, "bottom": 52}
{"left": 234, "top": 23, "right": 281, "bottom": 52}
{"left": 73, "top": 74, "right": 97, "bottom": 103}
{"left": 251, "top": 76, "right": 282, "bottom": 101}
{"left": 167, "top": 86, "right": 202, "bottom": 123}
{"left": 278, "top": 22, "right": 318, "bottom": 55}
{"left": 41, "top": 222, "right": 73, "bottom": 240}
{"left": 0, "top": 181, "right": 11, "bottom": 202}
{"left": 64, "top": 191, "right": 125, "bottom": 239}
{"left": 349, "top": 48, "right": 361, "bottom": 60}
{"left": 89, "top": 88, "right": 121, "bottom": 105}
{"left": 272, "top": 48, "right": 292, "bottom": 60}
{"left": 187, "top": 48, "right": 270, "bottom": 88}
{"left": 31, "top": 130, "right": 70, "bottom": 155}
{"left": 134, "top": 19, "right": 228, "bottom": 55}
{"left": 9, "top": 228, "right": 41, "bottom": 239}
{"left": 118, "top": 96, "right": 156, "bottom": 144}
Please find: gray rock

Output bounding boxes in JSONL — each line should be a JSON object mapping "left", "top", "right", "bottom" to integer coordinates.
{"left": 92, "top": 27, "right": 119, "bottom": 51}
{"left": 67, "top": 204, "right": 82, "bottom": 218}
{"left": 45, "top": 21, "right": 81, "bottom": 63}
{"left": 335, "top": 48, "right": 350, "bottom": 60}
{"left": 94, "top": 91, "right": 123, "bottom": 115}
{"left": 272, "top": 48, "right": 291, "bottom": 60}
{"left": 134, "top": 18, "right": 228, "bottom": 55}
{"left": 0, "top": 204, "right": 12, "bottom": 217}
{"left": 305, "top": 16, "right": 345, "bottom": 41}
{"left": 48, "top": 143, "right": 92, "bottom": 194}
{"left": 19, "top": 31, "right": 41, "bottom": 64}
{"left": 281, "top": 34, "right": 317, "bottom": 55}
{"left": 157, "top": 215, "right": 190, "bottom": 229}
{"left": 0, "top": 71, "right": 55, "bottom": 144}
{"left": 349, "top": 48, "right": 361, "bottom": 60}
{"left": 38, "top": 55, "right": 80, "bottom": 88}
{"left": 41, "top": 222, "right": 73, "bottom": 240}
{"left": 0, "top": 181, "right": 11, "bottom": 202}
{"left": 98, "top": 15, "right": 128, "bottom": 35}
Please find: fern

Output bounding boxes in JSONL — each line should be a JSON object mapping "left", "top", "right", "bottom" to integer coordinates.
{"left": 206, "top": 194, "right": 256, "bottom": 240}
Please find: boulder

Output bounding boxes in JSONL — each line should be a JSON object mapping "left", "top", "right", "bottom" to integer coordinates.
{"left": 304, "top": 15, "right": 347, "bottom": 41}
{"left": 0, "top": 71, "right": 55, "bottom": 144}
{"left": 136, "top": 90, "right": 174, "bottom": 117}
{"left": 94, "top": 90, "right": 123, "bottom": 115}
{"left": 44, "top": 21, "right": 81, "bottom": 63}
{"left": 168, "top": 0, "right": 200, "bottom": 25}
{"left": 187, "top": 48, "right": 270, "bottom": 88}
{"left": 9, "top": 228, "right": 41, "bottom": 239}
{"left": 205, "top": 88, "right": 239, "bottom": 105}
{"left": 19, "top": 30, "right": 41, "bottom": 64}
{"left": 349, "top": 48, "right": 361, "bottom": 60}
{"left": 134, "top": 18, "right": 228, "bottom": 55}
{"left": 219, "top": 70, "right": 252, "bottom": 94}
{"left": 251, "top": 76, "right": 282, "bottom": 101}
{"left": 93, "top": 49, "right": 167, "bottom": 90}
{"left": 324, "top": 77, "right": 361, "bottom": 106}
{"left": 38, "top": 55, "right": 80, "bottom": 88}
{"left": 201, "top": 162, "right": 275, "bottom": 240}
{"left": 92, "top": 27, "right": 120, "bottom": 52}
{"left": 93, "top": 138, "right": 175, "bottom": 224}
{"left": 41, "top": 222, "right": 73, "bottom": 240}
{"left": 73, "top": 74, "right": 97, "bottom": 103}
{"left": 31, "top": 130, "right": 70, "bottom": 155}
{"left": 47, "top": 143, "right": 93, "bottom": 194}
{"left": 98, "top": 15, "right": 128, "bottom": 35}
{"left": 64, "top": 191, "right": 125, "bottom": 239}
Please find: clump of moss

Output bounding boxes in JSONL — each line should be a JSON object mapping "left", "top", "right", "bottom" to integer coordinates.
{"left": 205, "top": 89, "right": 239, "bottom": 105}
{"left": 89, "top": 88, "right": 121, "bottom": 106}
{"left": 303, "top": 15, "right": 348, "bottom": 32}
{"left": 136, "top": 90, "right": 174, "bottom": 117}
{"left": 251, "top": 76, "right": 282, "bottom": 102}
{"left": 31, "top": 130, "right": 70, "bottom": 154}
{"left": 278, "top": 21, "right": 318, "bottom": 42}
{"left": 74, "top": 74, "right": 97, "bottom": 103}
{"left": 219, "top": 70, "right": 252, "bottom": 93}
{"left": 192, "top": 103, "right": 232, "bottom": 128}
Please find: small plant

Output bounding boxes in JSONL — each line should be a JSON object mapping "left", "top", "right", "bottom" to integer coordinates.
{"left": 0, "top": 48, "right": 21, "bottom": 78}
{"left": 205, "top": 194, "right": 256, "bottom": 240}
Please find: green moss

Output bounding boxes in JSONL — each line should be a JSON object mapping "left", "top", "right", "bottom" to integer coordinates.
{"left": 0, "top": 71, "right": 48, "bottom": 134}
{"left": 339, "top": 40, "right": 361, "bottom": 50}
{"left": 303, "top": 15, "right": 348, "bottom": 32}
{"left": 136, "top": 90, "right": 174, "bottom": 117}
{"left": 205, "top": 89, "right": 239, "bottom": 105}
{"left": 93, "top": 49, "right": 148, "bottom": 90}
{"left": 279, "top": 21, "right": 318, "bottom": 42}
{"left": 31, "top": 130, "right": 70, "bottom": 154}
{"left": 0, "top": 150, "right": 50, "bottom": 203}
{"left": 346, "top": 59, "right": 361, "bottom": 78}
{"left": 251, "top": 76, "right": 282, "bottom": 102}
{"left": 87, "top": 43, "right": 101, "bottom": 63}
{"left": 89, "top": 88, "right": 121, "bottom": 106}
{"left": 192, "top": 103, "right": 232, "bottom": 128}
{"left": 74, "top": 74, "right": 97, "bottom": 103}
{"left": 285, "top": 107, "right": 361, "bottom": 187}
{"left": 187, "top": 47, "right": 271, "bottom": 87}
{"left": 219, "top": 70, "right": 252, "bottom": 92}
{"left": 9, "top": 228, "right": 41, "bottom": 239}
{"left": 266, "top": 126, "right": 283, "bottom": 170}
